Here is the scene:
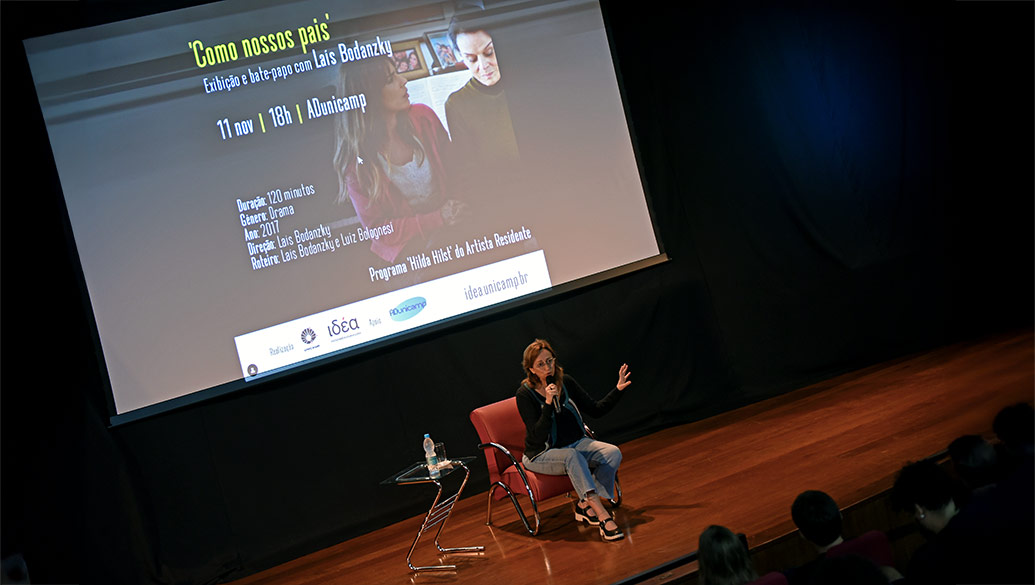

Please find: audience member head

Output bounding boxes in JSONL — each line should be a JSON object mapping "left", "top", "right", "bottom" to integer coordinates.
{"left": 947, "top": 434, "right": 999, "bottom": 491}
{"left": 791, "top": 490, "right": 843, "bottom": 551}
{"left": 993, "top": 402, "right": 1034, "bottom": 458}
{"left": 697, "top": 525, "right": 758, "bottom": 585}
{"left": 809, "top": 555, "right": 891, "bottom": 585}
{"left": 891, "top": 459, "right": 960, "bottom": 534}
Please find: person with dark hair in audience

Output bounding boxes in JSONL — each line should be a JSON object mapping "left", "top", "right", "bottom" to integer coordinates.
{"left": 787, "top": 490, "right": 902, "bottom": 584}
{"left": 698, "top": 525, "right": 758, "bottom": 585}
{"left": 993, "top": 402, "right": 1034, "bottom": 471}
{"left": 792, "top": 490, "right": 844, "bottom": 552}
{"left": 784, "top": 490, "right": 844, "bottom": 585}
{"left": 946, "top": 434, "right": 999, "bottom": 496}
{"left": 892, "top": 457, "right": 1033, "bottom": 584}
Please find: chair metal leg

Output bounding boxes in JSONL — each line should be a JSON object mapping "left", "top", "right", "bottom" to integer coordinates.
{"left": 526, "top": 493, "right": 542, "bottom": 536}
{"left": 483, "top": 479, "right": 542, "bottom": 535}
{"left": 485, "top": 483, "right": 503, "bottom": 526}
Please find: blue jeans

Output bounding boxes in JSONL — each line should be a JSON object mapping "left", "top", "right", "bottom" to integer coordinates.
{"left": 522, "top": 437, "right": 622, "bottom": 501}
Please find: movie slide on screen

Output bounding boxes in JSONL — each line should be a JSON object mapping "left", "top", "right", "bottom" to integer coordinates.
{"left": 25, "top": 0, "right": 659, "bottom": 416}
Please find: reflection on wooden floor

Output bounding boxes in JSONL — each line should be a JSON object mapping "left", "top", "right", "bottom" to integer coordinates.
{"left": 229, "top": 330, "right": 1033, "bottom": 585}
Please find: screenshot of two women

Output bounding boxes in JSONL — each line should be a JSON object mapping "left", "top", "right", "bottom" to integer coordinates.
{"left": 310, "top": 0, "right": 660, "bottom": 294}
{"left": 28, "top": 0, "right": 658, "bottom": 298}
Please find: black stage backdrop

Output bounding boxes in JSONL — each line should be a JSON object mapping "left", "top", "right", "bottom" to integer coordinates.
{"left": 1, "top": 1, "right": 1031, "bottom": 583}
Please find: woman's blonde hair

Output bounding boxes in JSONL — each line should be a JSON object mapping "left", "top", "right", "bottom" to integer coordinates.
{"left": 333, "top": 56, "right": 425, "bottom": 206}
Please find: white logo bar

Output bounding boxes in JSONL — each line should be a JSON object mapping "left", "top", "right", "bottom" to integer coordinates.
{"left": 233, "top": 250, "right": 551, "bottom": 378}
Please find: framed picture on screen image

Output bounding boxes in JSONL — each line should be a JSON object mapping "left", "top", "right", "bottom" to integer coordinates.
{"left": 425, "top": 29, "right": 463, "bottom": 72}
{"left": 391, "top": 39, "right": 430, "bottom": 80}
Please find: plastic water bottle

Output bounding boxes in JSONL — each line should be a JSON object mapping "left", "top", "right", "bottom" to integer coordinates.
{"left": 423, "top": 434, "right": 440, "bottom": 478}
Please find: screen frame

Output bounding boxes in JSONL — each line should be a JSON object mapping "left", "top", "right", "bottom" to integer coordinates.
{"left": 18, "top": 0, "right": 669, "bottom": 427}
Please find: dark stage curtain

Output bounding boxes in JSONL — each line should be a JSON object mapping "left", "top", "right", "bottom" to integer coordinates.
{"left": 1, "top": 1, "right": 1030, "bottom": 583}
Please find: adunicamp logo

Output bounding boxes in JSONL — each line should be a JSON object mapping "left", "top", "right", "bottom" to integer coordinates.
{"left": 300, "top": 328, "right": 317, "bottom": 344}
{"left": 390, "top": 297, "right": 427, "bottom": 322}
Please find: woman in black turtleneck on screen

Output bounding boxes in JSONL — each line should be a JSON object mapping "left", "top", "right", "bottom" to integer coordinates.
{"left": 444, "top": 19, "right": 521, "bottom": 210}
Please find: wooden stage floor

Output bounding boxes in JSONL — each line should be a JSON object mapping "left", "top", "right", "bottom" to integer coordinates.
{"left": 229, "top": 330, "right": 1033, "bottom": 585}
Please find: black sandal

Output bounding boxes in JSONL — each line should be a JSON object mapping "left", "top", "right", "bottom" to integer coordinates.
{"left": 599, "top": 516, "right": 624, "bottom": 541}
{"left": 574, "top": 501, "right": 600, "bottom": 526}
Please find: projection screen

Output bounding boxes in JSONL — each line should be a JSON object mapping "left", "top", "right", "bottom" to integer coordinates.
{"left": 24, "top": 0, "right": 664, "bottom": 424}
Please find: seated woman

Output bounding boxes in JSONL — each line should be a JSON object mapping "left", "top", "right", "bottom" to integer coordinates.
{"left": 515, "top": 338, "right": 630, "bottom": 541}
{"left": 333, "top": 56, "right": 467, "bottom": 266}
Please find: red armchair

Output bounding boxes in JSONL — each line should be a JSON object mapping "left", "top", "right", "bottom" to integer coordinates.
{"left": 469, "top": 396, "right": 621, "bottom": 535}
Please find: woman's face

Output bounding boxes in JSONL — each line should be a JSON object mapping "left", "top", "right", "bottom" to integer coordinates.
{"left": 456, "top": 30, "right": 500, "bottom": 87}
{"left": 531, "top": 349, "right": 555, "bottom": 381}
{"left": 380, "top": 66, "right": 411, "bottom": 113}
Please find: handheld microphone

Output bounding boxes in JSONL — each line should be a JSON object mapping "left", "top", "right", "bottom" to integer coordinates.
{"left": 547, "top": 375, "right": 560, "bottom": 412}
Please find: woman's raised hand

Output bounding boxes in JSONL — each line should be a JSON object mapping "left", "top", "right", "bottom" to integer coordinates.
{"left": 616, "top": 363, "right": 631, "bottom": 391}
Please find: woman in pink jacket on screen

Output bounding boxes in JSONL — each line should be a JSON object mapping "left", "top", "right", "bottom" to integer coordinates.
{"left": 333, "top": 56, "right": 467, "bottom": 265}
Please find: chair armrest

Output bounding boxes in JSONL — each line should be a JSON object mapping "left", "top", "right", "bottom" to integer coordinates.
{"left": 477, "top": 441, "right": 521, "bottom": 469}
{"left": 477, "top": 441, "right": 535, "bottom": 496}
